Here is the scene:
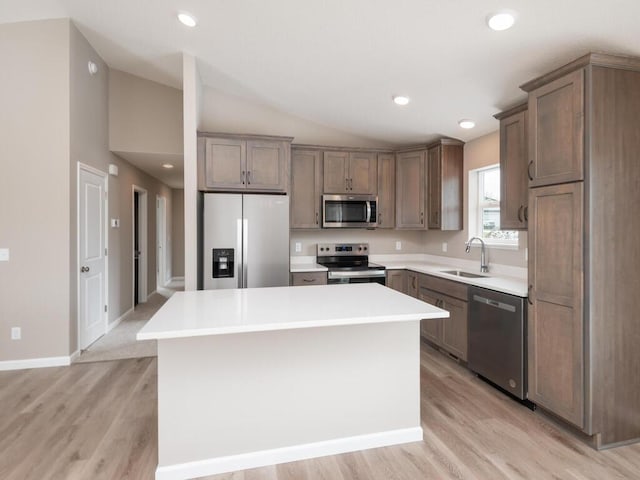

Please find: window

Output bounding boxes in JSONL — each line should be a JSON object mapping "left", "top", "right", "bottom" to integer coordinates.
{"left": 468, "top": 165, "right": 518, "bottom": 247}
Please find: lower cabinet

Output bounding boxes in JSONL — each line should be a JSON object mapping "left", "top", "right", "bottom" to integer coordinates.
{"left": 385, "top": 270, "right": 406, "bottom": 293}
{"left": 406, "top": 271, "right": 419, "bottom": 298}
{"left": 418, "top": 274, "right": 469, "bottom": 361}
{"left": 290, "top": 271, "right": 327, "bottom": 286}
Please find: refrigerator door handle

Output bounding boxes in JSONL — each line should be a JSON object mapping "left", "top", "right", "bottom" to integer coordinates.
{"left": 243, "top": 218, "right": 249, "bottom": 288}
{"left": 236, "top": 218, "right": 243, "bottom": 288}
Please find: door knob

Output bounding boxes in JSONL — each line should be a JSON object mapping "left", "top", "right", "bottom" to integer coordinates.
{"left": 81, "top": 266, "right": 90, "bottom": 273}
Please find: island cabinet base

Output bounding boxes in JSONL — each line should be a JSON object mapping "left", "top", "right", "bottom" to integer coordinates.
{"left": 155, "top": 321, "right": 423, "bottom": 480}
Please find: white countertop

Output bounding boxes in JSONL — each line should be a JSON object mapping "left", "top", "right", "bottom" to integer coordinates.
{"left": 290, "top": 262, "right": 328, "bottom": 273}
{"left": 378, "top": 260, "right": 527, "bottom": 297}
{"left": 137, "top": 283, "right": 448, "bottom": 340}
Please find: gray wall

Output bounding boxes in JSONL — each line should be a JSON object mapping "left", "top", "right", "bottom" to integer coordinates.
{"left": 106, "top": 156, "right": 173, "bottom": 325}
{"left": 0, "top": 19, "right": 71, "bottom": 362}
{"left": 172, "top": 189, "right": 185, "bottom": 277}
{"left": 0, "top": 19, "right": 176, "bottom": 362}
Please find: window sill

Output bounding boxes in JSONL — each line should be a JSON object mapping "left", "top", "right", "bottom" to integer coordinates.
{"left": 468, "top": 242, "right": 519, "bottom": 251}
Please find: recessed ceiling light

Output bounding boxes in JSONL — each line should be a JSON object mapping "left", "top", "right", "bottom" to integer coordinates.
{"left": 178, "top": 12, "right": 197, "bottom": 27}
{"left": 487, "top": 12, "right": 515, "bottom": 31}
{"left": 162, "top": 163, "right": 174, "bottom": 169}
{"left": 458, "top": 119, "right": 476, "bottom": 129}
{"left": 393, "top": 96, "right": 410, "bottom": 106}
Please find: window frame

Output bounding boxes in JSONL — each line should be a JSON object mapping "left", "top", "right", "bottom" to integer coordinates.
{"left": 468, "top": 164, "right": 519, "bottom": 249}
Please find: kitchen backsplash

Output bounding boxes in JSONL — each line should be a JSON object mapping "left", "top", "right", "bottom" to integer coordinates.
{"left": 290, "top": 229, "right": 527, "bottom": 269}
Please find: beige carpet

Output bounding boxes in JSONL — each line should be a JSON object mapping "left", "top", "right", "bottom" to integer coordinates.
{"left": 74, "top": 282, "right": 182, "bottom": 364}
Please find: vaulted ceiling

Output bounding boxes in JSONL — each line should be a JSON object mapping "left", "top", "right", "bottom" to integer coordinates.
{"left": 3, "top": 0, "right": 640, "bottom": 147}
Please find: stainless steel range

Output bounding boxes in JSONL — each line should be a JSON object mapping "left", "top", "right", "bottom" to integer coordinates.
{"left": 317, "top": 243, "right": 386, "bottom": 285}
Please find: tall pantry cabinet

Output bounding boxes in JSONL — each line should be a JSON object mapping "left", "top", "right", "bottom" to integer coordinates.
{"left": 522, "top": 53, "right": 640, "bottom": 448}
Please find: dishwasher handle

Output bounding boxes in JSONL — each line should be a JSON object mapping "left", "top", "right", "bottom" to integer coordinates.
{"left": 472, "top": 294, "right": 516, "bottom": 313}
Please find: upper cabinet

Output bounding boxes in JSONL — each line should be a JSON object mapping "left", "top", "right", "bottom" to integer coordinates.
{"left": 290, "top": 149, "right": 322, "bottom": 229}
{"left": 395, "top": 139, "right": 463, "bottom": 231}
{"left": 495, "top": 103, "right": 529, "bottom": 229}
{"left": 427, "top": 140, "right": 463, "bottom": 230}
{"left": 376, "top": 153, "right": 396, "bottom": 228}
{"left": 323, "top": 151, "right": 377, "bottom": 194}
{"left": 396, "top": 149, "right": 426, "bottom": 229}
{"left": 198, "top": 133, "right": 293, "bottom": 193}
{"left": 525, "top": 69, "right": 584, "bottom": 187}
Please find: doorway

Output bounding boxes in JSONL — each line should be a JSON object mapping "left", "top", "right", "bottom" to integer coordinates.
{"left": 77, "top": 163, "right": 108, "bottom": 350}
{"left": 156, "top": 195, "right": 168, "bottom": 289}
{"left": 133, "top": 186, "right": 148, "bottom": 306}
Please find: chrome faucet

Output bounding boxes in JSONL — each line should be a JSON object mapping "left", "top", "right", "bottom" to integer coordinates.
{"left": 465, "top": 237, "right": 488, "bottom": 273}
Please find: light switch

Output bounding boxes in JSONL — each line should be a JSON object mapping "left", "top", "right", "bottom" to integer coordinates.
{"left": 295, "top": 242, "right": 302, "bottom": 253}
{"left": 111, "top": 218, "right": 120, "bottom": 228}
{"left": 0, "top": 248, "right": 9, "bottom": 262}
{"left": 442, "top": 242, "right": 448, "bottom": 252}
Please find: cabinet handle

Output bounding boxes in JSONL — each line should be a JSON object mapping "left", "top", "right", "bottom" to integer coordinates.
{"left": 303, "top": 278, "right": 317, "bottom": 283}
{"left": 524, "top": 206, "right": 528, "bottom": 222}
{"left": 349, "top": 178, "right": 353, "bottom": 190}
{"left": 247, "top": 171, "right": 251, "bottom": 185}
{"left": 420, "top": 212, "right": 424, "bottom": 225}
{"left": 412, "top": 276, "right": 416, "bottom": 289}
{"left": 345, "top": 178, "right": 349, "bottom": 191}
{"left": 527, "top": 160, "right": 534, "bottom": 181}
{"left": 517, "top": 205, "right": 524, "bottom": 222}
{"left": 378, "top": 213, "right": 382, "bottom": 224}
{"left": 527, "top": 285, "right": 534, "bottom": 305}
{"left": 316, "top": 212, "right": 319, "bottom": 225}
{"left": 241, "top": 171, "right": 246, "bottom": 184}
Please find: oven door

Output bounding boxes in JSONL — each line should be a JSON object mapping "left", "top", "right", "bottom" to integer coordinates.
{"left": 327, "top": 269, "right": 386, "bottom": 285}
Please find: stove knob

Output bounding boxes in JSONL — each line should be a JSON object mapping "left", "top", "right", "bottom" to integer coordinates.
{"left": 358, "top": 246, "right": 363, "bottom": 251}
{"left": 363, "top": 246, "right": 368, "bottom": 251}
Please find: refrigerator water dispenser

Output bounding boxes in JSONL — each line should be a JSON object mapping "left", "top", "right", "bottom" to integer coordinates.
{"left": 212, "top": 248, "right": 234, "bottom": 278}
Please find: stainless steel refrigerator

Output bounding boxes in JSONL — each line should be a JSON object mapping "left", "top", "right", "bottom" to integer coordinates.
{"left": 203, "top": 193, "right": 290, "bottom": 290}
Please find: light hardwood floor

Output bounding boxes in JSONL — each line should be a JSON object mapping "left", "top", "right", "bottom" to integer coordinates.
{"left": 1, "top": 344, "right": 639, "bottom": 480}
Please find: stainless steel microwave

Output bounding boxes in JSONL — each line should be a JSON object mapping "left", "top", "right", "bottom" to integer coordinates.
{"left": 322, "top": 194, "right": 378, "bottom": 228}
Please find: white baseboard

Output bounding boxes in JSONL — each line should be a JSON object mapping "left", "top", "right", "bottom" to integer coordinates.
{"left": 155, "top": 426, "right": 423, "bottom": 480}
{"left": 107, "top": 307, "right": 133, "bottom": 333}
{"left": 69, "top": 350, "right": 81, "bottom": 363}
{"left": 0, "top": 355, "right": 71, "bottom": 371}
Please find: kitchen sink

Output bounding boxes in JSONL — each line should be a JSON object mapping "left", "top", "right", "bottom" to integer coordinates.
{"left": 441, "top": 270, "right": 489, "bottom": 279}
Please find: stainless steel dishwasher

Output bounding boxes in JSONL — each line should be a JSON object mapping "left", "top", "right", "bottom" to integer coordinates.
{"left": 468, "top": 286, "right": 527, "bottom": 401}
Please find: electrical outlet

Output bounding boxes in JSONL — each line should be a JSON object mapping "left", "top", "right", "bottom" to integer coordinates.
{"left": 442, "top": 242, "right": 448, "bottom": 253}
{"left": 295, "top": 242, "right": 302, "bottom": 253}
{"left": 395, "top": 241, "right": 402, "bottom": 251}
{"left": 0, "top": 248, "right": 9, "bottom": 262}
{"left": 11, "top": 327, "right": 21, "bottom": 340}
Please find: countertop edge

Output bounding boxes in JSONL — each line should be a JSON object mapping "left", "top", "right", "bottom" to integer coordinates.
{"left": 137, "top": 311, "right": 448, "bottom": 341}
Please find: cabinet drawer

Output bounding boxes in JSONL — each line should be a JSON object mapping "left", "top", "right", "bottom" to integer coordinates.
{"left": 417, "top": 273, "right": 468, "bottom": 301}
{"left": 290, "top": 272, "right": 327, "bottom": 286}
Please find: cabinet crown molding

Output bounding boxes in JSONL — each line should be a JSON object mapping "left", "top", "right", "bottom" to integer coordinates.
{"left": 520, "top": 52, "right": 640, "bottom": 92}
{"left": 494, "top": 102, "right": 528, "bottom": 120}
{"left": 198, "top": 131, "right": 294, "bottom": 143}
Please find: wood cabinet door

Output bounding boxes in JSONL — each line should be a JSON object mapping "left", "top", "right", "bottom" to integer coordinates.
{"left": 406, "top": 271, "right": 419, "bottom": 298}
{"left": 349, "top": 152, "right": 377, "bottom": 194}
{"left": 290, "top": 271, "right": 327, "bottom": 286}
{"left": 500, "top": 109, "right": 529, "bottom": 229}
{"left": 528, "top": 182, "right": 584, "bottom": 428}
{"left": 441, "top": 294, "right": 468, "bottom": 361}
{"left": 427, "top": 146, "right": 442, "bottom": 229}
{"left": 529, "top": 69, "right": 584, "bottom": 187}
{"left": 418, "top": 287, "right": 442, "bottom": 345}
{"left": 396, "top": 151, "right": 426, "bottom": 229}
{"left": 291, "top": 150, "right": 322, "bottom": 229}
{"left": 323, "top": 151, "right": 349, "bottom": 193}
{"left": 204, "top": 138, "right": 246, "bottom": 189}
{"left": 377, "top": 153, "right": 395, "bottom": 228}
{"left": 246, "top": 140, "right": 287, "bottom": 191}
{"left": 386, "top": 270, "right": 406, "bottom": 294}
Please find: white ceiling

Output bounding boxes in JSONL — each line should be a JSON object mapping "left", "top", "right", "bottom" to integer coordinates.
{"left": 3, "top": 0, "right": 640, "bottom": 148}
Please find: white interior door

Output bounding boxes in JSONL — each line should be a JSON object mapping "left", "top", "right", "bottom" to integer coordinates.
{"left": 79, "top": 166, "right": 107, "bottom": 350}
{"left": 156, "top": 196, "right": 167, "bottom": 288}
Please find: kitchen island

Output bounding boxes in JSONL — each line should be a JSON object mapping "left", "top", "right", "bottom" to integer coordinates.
{"left": 138, "top": 283, "right": 448, "bottom": 480}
